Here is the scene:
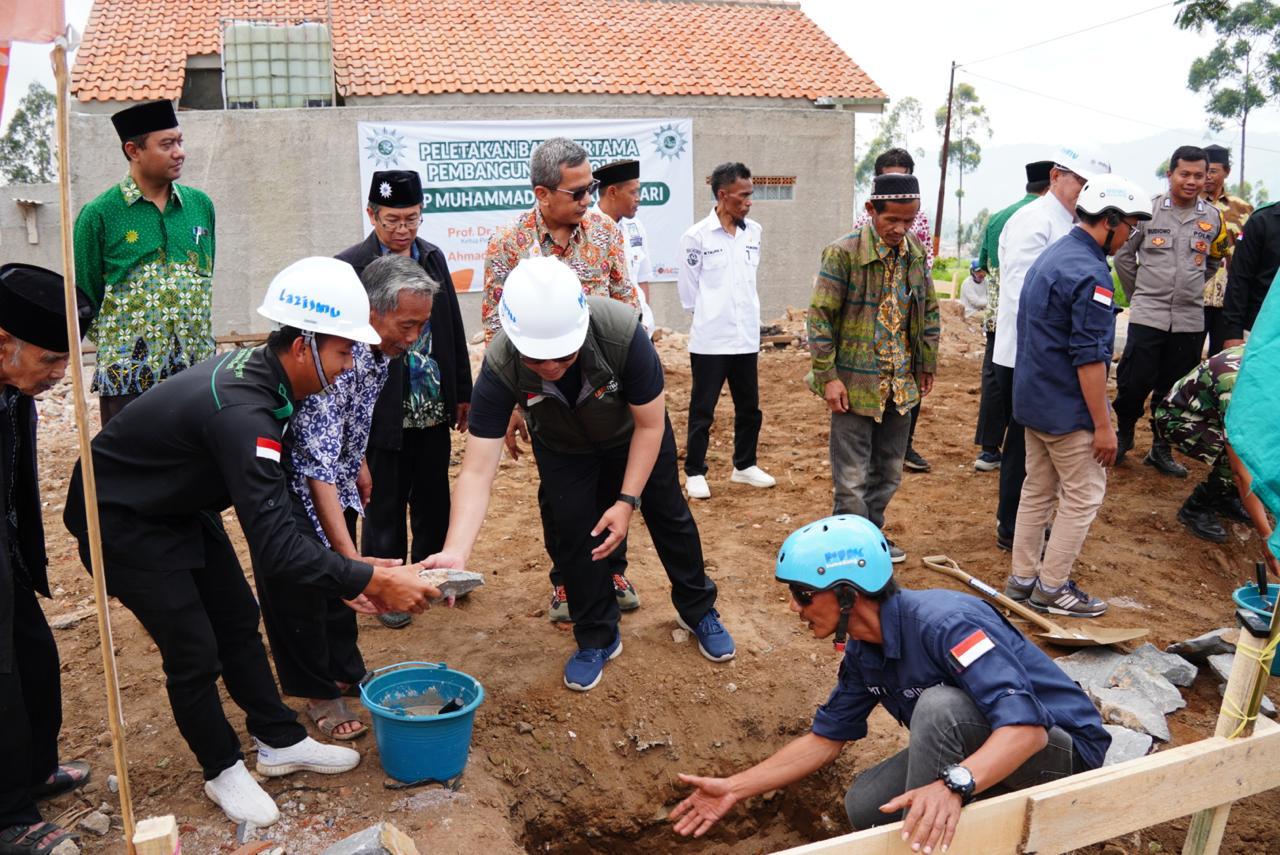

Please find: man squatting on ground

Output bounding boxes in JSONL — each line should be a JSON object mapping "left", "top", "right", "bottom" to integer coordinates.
{"left": 806, "top": 172, "right": 940, "bottom": 566}
{"left": 671, "top": 515, "right": 1108, "bottom": 853}
{"left": 63, "top": 258, "right": 441, "bottom": 827}
{"left": 0, "top": 266, "right": 95, "bottom": 855}
{"left": 1003, "top": 175, "right": 1153, "bottom": 618}
{"left": 266, "top": 254, "right": 438, "bottom": 742}
{"left": 425, "top": 258, "right": 735, "bottom": 693}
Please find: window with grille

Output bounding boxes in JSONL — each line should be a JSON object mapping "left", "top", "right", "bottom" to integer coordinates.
{"left": 705, "top": 175, "right": 796, "bottom": 200}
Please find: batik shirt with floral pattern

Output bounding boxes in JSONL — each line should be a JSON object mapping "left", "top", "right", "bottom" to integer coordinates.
{"left": 73, "top": 175, "right": 215, "bottom": 395}
{"left": 404, "top": 322, "right": 446, "bottom": 429}
{"left": 870, "top": 230, "right": 920, "bottom": 415}
{"left": 481, "top": 206, "right": 635, "bottom": 342}
{"left": 288, "top": 343, "right": 389, "bottom": 545}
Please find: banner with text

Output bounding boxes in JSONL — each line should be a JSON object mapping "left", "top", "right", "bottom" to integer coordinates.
{"left": 357, "top": 119, "right": 694, "bottom": 292}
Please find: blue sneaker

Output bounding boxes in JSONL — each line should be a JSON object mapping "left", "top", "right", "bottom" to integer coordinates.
{"left": 676, "top": 608, "right": 736, "bottom": 662}
{"left": 563, "top": 633, "right": 622, "bottom": 692}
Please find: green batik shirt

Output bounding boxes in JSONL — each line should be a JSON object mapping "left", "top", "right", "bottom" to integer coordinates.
{"left": 73, "top": 175, "right": 216, "bottom": 396}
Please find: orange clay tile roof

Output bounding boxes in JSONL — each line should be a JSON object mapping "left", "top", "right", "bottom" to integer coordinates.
{"left": 71, "top": 0, "right": 886, "bottom": 103}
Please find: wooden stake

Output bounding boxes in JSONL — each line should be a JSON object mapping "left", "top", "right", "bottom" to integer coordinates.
{"left": 49, "top": 42, "right": 138, "bottom": 853}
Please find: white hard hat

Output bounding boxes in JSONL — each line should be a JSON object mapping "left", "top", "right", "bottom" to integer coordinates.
{"left": 498, "top": 257, "right": 589, "bottom": 359}
{"left": 1076, "top": 174, "right": 1154, "bottom": 220}
{"left": 1054, "top": 144, "right": 1111, "bottom": 182}
{"left": 257, "top": 257, "right": 380, "bottom": 345}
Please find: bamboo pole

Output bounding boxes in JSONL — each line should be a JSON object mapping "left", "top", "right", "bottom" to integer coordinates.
{"left": 49, "top": 41, "right": 137, "bottom": 853}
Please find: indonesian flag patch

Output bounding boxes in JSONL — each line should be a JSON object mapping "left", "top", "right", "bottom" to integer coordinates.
{"left": 256, "top": 437, "right": 282, "bottom": 463}
{"left": 949, "top": 629, "right": 995, "bottom": 670}
{"left": 1092, "top": 285, "right": 1114, "bottom": 307}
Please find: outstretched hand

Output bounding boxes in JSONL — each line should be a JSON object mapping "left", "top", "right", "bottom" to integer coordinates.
{"left": 880, "top": 780, "right": 962, "bottom": 854}
{"left": 669, "top": 773, "right": 739, "bottom": 838}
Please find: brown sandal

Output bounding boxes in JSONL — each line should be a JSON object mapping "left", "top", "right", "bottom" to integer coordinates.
{"left": 307, "top": 697, "right": 368, "bottom": 741}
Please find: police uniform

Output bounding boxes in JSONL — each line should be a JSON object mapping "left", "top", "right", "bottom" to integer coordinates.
{"left": 817, "top": 588, "right": 1108, "bottom": 828}
{"left": 677, "top": 209, "right": 764, "bottom": 478}
{"left": 63, "top": 346, "right": 375, "bottom": 781}
{"left": 1113, "top": 193, "right": 1224, "bottom": 439}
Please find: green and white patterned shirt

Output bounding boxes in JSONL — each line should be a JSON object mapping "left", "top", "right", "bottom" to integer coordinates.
{"left": 73, "top": 175, "right": 215, "bottom": 396}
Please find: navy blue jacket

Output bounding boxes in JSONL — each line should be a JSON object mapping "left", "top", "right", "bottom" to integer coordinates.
{"left": 811, "top": 588, "right": 1110, "bottom": 770}
{"left": 1014, "top": 228, "right": 1117, "bottom": 435}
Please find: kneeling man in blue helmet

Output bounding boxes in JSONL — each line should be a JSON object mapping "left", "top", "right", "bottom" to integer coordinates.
{"left": 425, "top": 257, "right": 733, "bottom": 691}
{"left": 671, "top": 515, "right": 1108, "bottom": 853}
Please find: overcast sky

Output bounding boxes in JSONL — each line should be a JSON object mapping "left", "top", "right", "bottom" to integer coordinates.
{"left": 4, "top": 1, "right": 1277, "bottom": 162}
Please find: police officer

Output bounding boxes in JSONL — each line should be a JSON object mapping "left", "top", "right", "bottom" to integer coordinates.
{"left": 425, "top": 257, "right": 734, "bottom": 693}
{"left": 671, "top": 516, "right": 1108, "bottom": 852}
{"left": 63, "top": 258, "right": 441, "bottom": 827}
{"left": 1201, "top": 145, "right": 1252, "bottom": 356}
{"left": 1113, "top": 145, "right": 1224, "bottom": 475}
{"left": 0, "top": 265, "right": 94, "bottom": 855}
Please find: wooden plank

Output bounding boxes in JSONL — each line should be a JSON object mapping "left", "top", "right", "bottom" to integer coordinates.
{"left": 1025, "top": 726, "right": 1280, "bottom": 853}
{"left": 132, "top": 815, "right": 178, "bottom": 855}
{"left": 770, "top": 724, "right": 1280, "bottom": 855}
{"left": 215, "top": 332, "right": 269, "bottom": 346}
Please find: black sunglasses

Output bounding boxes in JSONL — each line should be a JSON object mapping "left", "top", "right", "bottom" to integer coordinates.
{"left": 789, "top": 584, "right": 816, "bottom": 606}
{"left": 551, "top": 179, "right": 601, "bottom": 203}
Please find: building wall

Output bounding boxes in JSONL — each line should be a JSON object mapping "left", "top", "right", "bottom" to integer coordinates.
{"left": 0, "top": 183, "right": 65, "bottom": 273}
{"left": 68, "top": 96, "right": 865, "bottom": 339}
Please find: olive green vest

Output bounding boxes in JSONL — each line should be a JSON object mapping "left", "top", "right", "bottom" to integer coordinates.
{"left": 485, "top": 297, "right": 642, "bottom": 453}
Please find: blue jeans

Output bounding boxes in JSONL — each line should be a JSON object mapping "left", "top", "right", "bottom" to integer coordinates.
{"left": 829, "top": 403, "right": 912, "bottom": 528}
{"left": 844, "top": 686, "right": 1079, "bottom": 830}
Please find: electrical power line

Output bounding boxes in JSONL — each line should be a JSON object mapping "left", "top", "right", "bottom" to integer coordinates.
{"left": 958, "top": 68, "right": 1280, "bottom": 156}
{"left": 959, "top": 1, "right": 1177, "bottom": 68}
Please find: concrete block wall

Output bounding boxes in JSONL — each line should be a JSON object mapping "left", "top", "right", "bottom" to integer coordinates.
{"left": 0, "top": 182, "right": 65, "bottom": 273}
{"left": 67, "top": 96, "right": 861, "bottom": 339}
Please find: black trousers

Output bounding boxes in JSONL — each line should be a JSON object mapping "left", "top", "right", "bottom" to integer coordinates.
{"left": 1203, "top": 306, "right": 1229, "bottom": 359}
{"left": 88, "top": 517, "right": 306, "bottom": 780}
{"left": 1114, "top": 323, "right": 1205, "bottom": 433}
{"left": 534, "top": 417, "right": 718, "bottom": 650}
{"left": 363, "top": 424, "right": 451, "bottom": 563}
{"left": 98, "top": 393, "right": 141, "bottom": 428}
{"left": 257, "top": 498, "right": 366, "bottom": 700}
{"left": 907, "top": 403, "right": 922, "bottom": 447}
{"left": 994, "top": 364, "right": 1026, "bottom": 538}
{"left": 0, "top": 586, "right": 60, "bottom": 829}
{"left": 974, "top": 330, "right": 1008, "bottom": 450}
{"left": 685, "top": 353, "right": 761, "bottom": 476}
{"left": 542, "top": 480, "right": 627, "bottom": 588}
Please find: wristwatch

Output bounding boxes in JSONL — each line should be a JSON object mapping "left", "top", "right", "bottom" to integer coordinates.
{"left": 939, "top": 764, "right": 975, "bottom": 804}
{"left": 618, "top": 493, "right": 642, "bottom": 510}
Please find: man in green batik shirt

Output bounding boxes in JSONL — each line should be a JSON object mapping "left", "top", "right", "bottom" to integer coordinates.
{"left": 74, "top": 100, "right": 215, "bottom": 426}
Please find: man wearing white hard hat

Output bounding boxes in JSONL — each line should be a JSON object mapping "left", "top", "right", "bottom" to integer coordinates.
{"left": 63, "top": 257, "right": 442, "bottom": 827}
{"left": 1005, "top": 175, "right": 1152, "bottom": 617}
{"left": 991, "top": 144, "right": 1110, "bottom": 552}
{"left": 427, "top": 257, "right": 734, "bottom": 692}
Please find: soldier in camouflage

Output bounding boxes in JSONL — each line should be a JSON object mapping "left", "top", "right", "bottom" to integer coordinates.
{"left": 1153, "top": 345, "right": 1248, "bottom": 542}
{"left": 1201, "top": 145, "right": 1253, "bottom": 356}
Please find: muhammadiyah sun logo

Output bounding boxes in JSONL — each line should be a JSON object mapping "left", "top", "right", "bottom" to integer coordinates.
{"left": 652, "top": 124, "right": 688, "bottom": 161}
{"left": 364, "top": 127, "right": 408, "bottom": 168}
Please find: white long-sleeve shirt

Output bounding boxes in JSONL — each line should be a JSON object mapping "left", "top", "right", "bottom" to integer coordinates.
{"left": 993, "top": 193, "right": 1076, "bottom": 367}
{"left": 677, "top": 208, "right": 763, "bottom": 354}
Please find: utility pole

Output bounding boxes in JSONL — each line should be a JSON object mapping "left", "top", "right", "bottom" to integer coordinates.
{"left": 956, "top": 109, "right": 964, "bottom": 258}
{"left": 934, "top": 61, "right": 956, "bottom": 259}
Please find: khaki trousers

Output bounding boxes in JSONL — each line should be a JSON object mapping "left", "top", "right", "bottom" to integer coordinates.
{"left": 1013, "top": 428, "right": 1107, "bottom": 589}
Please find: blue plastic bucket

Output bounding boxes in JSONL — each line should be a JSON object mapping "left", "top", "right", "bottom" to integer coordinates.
{"left": 359, "top": 661, "right": 485, "bottom": 784}
{"left": 1230, "top": 584, "right": 1280, "bottom": 677}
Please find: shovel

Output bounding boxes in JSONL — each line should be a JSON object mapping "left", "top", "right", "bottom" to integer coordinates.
{"left": 922, "top": 555, "right": 1149, "bottom": 648}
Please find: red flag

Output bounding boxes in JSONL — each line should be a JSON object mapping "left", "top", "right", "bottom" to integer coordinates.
{"left": 0, "top": 46, "right": 9, "bottom": 119}
{"left": 0, "top": 0, "right": 66, "bottom": 44}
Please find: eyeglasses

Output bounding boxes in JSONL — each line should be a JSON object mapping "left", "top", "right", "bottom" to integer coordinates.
{"left": 520, "top": 353, "right": 577, "bottom": 366}
{"left": 552, "top": 180, "right": 600, "bottom": 203}
{"left": 378, "top": 215, "right": 421, "bottom": 232}
{"left": 789, "top": 584, "right": 816, "bottom": 606}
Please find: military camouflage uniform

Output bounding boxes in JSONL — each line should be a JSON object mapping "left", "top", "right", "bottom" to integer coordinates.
{"left": 1154, "top": 345, "right": 1244, "bottom": 496}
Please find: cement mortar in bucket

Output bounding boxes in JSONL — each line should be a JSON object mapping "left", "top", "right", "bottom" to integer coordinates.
{"left": 1232, "top": 583, "right": 1280, "bottom": 677}
{"left": 360, "top": 661, "right": 485, "bottom": 785}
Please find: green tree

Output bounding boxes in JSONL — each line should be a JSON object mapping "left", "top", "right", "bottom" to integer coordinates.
{"left": 0, "top": 82, "right": 57, "bottom": 185}
{"left": 935, "top": 83, "right": 992, "bottom": 257}
{"left": 1155, "top": 158, "right": 1171, "bottom": 179}
{"left": 1175, "top": 0, "right": 1280, "bottom": 194}
{"left": 854, "top": 96, "right": 923, "bottom": 197}
{"left": 958, "top": 207, "right": 989, "bottom": 257}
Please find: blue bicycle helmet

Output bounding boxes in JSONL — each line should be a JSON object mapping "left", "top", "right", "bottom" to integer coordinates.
{"left": 969, "top": 258, "right": 981, "bottom": 272}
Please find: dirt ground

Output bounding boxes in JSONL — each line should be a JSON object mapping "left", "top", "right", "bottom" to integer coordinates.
{"left": 28, "top": 301, "right": 1280, "bottom": 854}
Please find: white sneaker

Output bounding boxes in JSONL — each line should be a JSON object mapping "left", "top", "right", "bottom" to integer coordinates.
{"left": 731, "top": 466, "right": 776, "bottom": 488}
{"left": 204, "top": 760, "right": 280, "bottom": 827}
{"left": 686, "top": 474, "right": 711, "bottom": 500}
{"left": 254, "top": 736, "right": 361, "bottom": 778}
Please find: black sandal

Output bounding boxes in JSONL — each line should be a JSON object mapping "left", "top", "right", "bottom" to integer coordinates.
{"left": 31, "top": 761, "right": 91, "bottom": 799}
{"left": 0, "top": 822, "right": 81, "bottom": 854}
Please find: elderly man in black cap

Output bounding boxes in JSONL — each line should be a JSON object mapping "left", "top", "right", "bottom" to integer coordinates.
{"left": 594, "top": 159, "right": 655, "bottom": 335}
{"left": 0, "top": 264, "right": 93, "bottom": 855}
{"left": 73, "top": 100, "right": 216, "bottom": 426}
{"left": 335, "top": 170, "right": 472, "bottom": 629}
